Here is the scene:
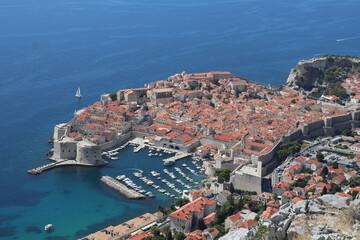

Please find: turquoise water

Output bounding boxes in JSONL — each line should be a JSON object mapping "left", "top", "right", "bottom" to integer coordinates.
{"left": 0, "top": 0, "right": 360, "bottom": 239}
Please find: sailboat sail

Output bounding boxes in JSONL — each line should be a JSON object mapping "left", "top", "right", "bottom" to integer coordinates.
{"left": 75, "top": 87, "right": 82, "bottom": 98}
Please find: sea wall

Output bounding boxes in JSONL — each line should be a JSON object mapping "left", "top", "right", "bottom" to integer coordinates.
{"left": 100, "top": 176, "right": 145, "bottom": 199}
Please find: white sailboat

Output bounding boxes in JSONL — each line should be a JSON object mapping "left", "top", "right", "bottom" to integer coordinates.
{"left": 75, "top": 87, "right": 82, "bottom": 98}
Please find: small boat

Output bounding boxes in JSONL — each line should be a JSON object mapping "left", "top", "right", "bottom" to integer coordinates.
{"left": 163, "top": 159, "right": 175, "bottom": 166}
{"left": 116, "top": 175, "right": 126, "bottom": 181}
{"left": 44, "top": 224, "right": 52, "bottom": 231}
{"left": 182, "top": 164, "right": 187, "bottom": 167}
{"left": 151, "top": 171, "right": 160, "bottom": 177}
{"left": 75, "top": 87, "right": 82, "bottom": 98}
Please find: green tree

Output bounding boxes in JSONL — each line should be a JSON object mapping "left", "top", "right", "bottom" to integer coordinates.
{"left": 166, "top": 230, "right": 172, "bottom": 240}
{"left": 324, "top": 82, "right": 347, "bottom": 99}
{"left": 174, "top": 198, "right": 189, "bottom": 207}
{"left": 321, "top": 186, "right": 328, "bottom": 195}
{"left": 196, "top": 219, "right": 206, "bottom": 231}
{"left": 329, "top": 182, "right": 341, "bottom": 194}
{"left": 348, "top": 176, "right": 360, "bottom": 187}
{"left": 236, "top": 198, "right": 244, "bottom": 212}
{"left": 351, "top": 191, "right": 359, "bottom": 200}
{"left": 320, "top": 166, "right": 329, "bottom": 178}
{"left": 174, "top": 232, "right": 185, "bottom": 240}
{"left": 256, "top": 225, "right": 268, "bottom": 240}
{"left": 109, "top": 92, "right": 117, "bottom": 101}
{"left": 302, "top": 167, "right": 314, "bottom": 174}
{"left": 215, "top": 201, "right": 235, "bottom": 224}
{"left": 332, "top": 161, "right": 338, "bottom": 169}
{"left": 277, "top": 141, "right": 301, "bottom": 160}
{"left": 214, "top": 168, "right": 231, "bottom": 183}
{"left": 316, "top": 152, "right": 325, "bottom": 162}
{"left": 150, "top": 226, "right": 161, "bottom": 236}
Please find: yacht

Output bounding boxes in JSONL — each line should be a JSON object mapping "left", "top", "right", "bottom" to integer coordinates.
{"left": 75, "top": 87, "right": 82, "bottom": 98}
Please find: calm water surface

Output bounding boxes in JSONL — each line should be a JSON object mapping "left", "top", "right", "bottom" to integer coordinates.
{"left": 0, "top": 0, "right": 359, "bottom": 239}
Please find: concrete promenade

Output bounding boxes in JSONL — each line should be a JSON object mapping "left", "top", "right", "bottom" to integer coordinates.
{"left": 100, "top": 176, "right": 145, "bottom": 199}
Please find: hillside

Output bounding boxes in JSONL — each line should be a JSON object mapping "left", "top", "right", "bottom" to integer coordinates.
{"left": 286, "top": 55, "right": 360, "bottom": 98}
{"left": 267, "top": 194, "right": 360, "bottom": 240}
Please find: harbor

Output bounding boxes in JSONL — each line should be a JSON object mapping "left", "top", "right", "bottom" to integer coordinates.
{"left": 98, "top": 143, "right": 205, "bottom": 201}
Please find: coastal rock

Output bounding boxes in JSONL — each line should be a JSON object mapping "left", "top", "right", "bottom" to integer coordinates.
{"left": 267, "top": 195, "right": 360, "bottom": 240}
{"left": 285, "top": 55, "right": 360, "bottom": 90}
{"left": 352, "top": 199, "right": 360, "bottom": 221}
{"left": 308, "top": 201, "right": 326, "bottom": 213}
{"left": 292, "top": 199, "right": 308, "bottom": 214}
{"left": 315, "top": 194, "right": 350, "bottom": 209}
{"left": 288, "top": 224, "right": 307, "bottom": 238}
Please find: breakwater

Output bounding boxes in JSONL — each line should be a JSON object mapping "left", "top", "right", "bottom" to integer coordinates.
{"left": 100, "top": 176, "right": 145, "bottom": 199}
{"left": 27, "top": 160, "right": 106, "bottom": 175}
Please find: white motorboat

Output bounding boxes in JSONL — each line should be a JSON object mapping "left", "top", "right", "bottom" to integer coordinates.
{"left": 44, "top": 224, "right": 52, "bottom": 231}
{"left": 116, "top": 175, "right": 126, "bottom": 181}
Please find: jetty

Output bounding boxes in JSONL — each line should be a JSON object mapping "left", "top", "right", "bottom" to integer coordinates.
{"left": 27, "top": 160, "right": 106, "bottom": 175}
{"left": 163, "top": 153, "right": 191, "bottom": 162}
{"left": 133, "top": 143, "right": 144, "bottom": 153}
{"left": 100, "top": 176, "right": 145, "bottom": 199}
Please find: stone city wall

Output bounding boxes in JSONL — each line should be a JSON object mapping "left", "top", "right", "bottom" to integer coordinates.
{"left": 99, "top": 132, "right": 132, "bottom": 151}
{"left": 256, "top": 110, "right": 360, "bottom": 177}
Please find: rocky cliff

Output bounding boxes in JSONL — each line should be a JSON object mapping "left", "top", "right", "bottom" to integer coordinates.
{"left": 286, "top": 55, "right": 360, "bottom": 91}
{"left": 267, "top": 194, "right": 360, "bottom": 240}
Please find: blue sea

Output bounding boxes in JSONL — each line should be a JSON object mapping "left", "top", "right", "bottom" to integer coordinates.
{"left": 0, "top": 0, "right": 359, "bottom": 239}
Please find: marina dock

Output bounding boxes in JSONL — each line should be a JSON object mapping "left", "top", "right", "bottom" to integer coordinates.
{"left": 163, "top": 153, "right": 191, "bottom": 162}
{"left": 100, "top": 176, "right": 145, "bottom": 199}
{"left": 133, "top": 143, "right": 145, "bottom": 153}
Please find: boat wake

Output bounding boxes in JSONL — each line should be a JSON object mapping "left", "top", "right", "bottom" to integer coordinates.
{"left": 336, "top": 36, "right": 360, "bottom": 42}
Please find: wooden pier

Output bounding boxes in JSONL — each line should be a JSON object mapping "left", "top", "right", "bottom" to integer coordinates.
{"left": 100, "top": 176, "right": 145, "bottom": 199}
